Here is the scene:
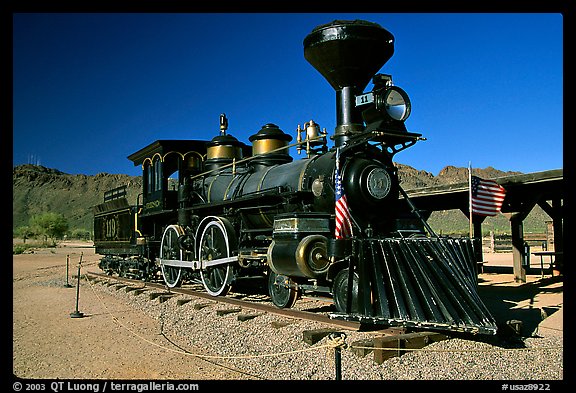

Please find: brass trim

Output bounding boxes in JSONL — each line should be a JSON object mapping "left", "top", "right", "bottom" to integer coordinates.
{"left": 223, "top": 174, "right": 239, "bottom": 201}
{"left": 206, "top": 174, "right": 220, "bottom": 203}
{"left": 134, "top": 207, "right": 143, "bottom": 237}
{"left": 297, "top": 157, "right": 315, "bottom": 191}
{"left": 252, "top": 139, "right": 289, "bottom": 155}
{"left": 257, "top": 166, "right": 276, "bottom": 227}
{"left": 207, "top": 145, "right": 242, "bottom": 160}
{"left": 295, "top": 235, "right": 330, "bottom": 277}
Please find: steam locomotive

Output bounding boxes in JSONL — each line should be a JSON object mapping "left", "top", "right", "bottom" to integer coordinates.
{"left": 94, "top": 20, "right": 497, "bottom": 334}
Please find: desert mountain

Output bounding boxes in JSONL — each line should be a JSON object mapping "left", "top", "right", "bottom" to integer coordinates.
{"left": 12, "top": 163, "right": 546, "bottom": 235}
{"left": 13, "top": 165, "right": 141, "bottom": 232}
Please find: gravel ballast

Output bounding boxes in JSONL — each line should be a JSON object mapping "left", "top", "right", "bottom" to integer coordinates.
{"left": 13, "top": 245, "right": 563, "bottom": 382}
{"left": 86, "top": 275, "right": 563, "bottom": 381}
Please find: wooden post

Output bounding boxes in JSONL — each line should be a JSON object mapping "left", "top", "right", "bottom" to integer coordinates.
{"left": 504, "top": 195, "right": 537, "bottom": 283}
{"left": 508, "top": 213, "right": 526, "bottom": 283}
{"left": 551, "top": 198, "right": 563, "bottom": 273}
{"left": 490, "top": 230, "right": 495, "bottom": 253}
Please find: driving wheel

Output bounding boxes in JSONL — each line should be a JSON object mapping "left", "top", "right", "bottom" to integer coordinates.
{"left": 198, "top": 218, "right": 235, "bottom": 296}
{"left": 160, "top": 225, "right": 184, "bottom": 288}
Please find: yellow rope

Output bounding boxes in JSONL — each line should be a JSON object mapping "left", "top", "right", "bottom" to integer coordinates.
{"left": 83, "top": 272, "right": 562, "bottom": 359}
{"left": 84, "top": 272, "right": 338, "bottom": 360}
{"left": 326, "top": 334, "right": 347, "bottom": 349}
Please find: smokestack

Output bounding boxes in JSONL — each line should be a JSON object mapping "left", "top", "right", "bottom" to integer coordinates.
{"left": 303, "top": 20, "right": 395, "bottom": 147}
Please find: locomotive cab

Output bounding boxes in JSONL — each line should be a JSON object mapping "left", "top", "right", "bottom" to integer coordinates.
{"left": 127, "top": 139, "right": 215, "bottom": 250}
{"left": 128, "top": 139, "right": 208, "bottom": 215}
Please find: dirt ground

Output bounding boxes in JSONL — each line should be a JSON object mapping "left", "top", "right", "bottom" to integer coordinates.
{"left": 12, "top": 241, "right": 249, "bottom": 380}
{"left": 12, "top": 241, "right": 563, "bottom": 381}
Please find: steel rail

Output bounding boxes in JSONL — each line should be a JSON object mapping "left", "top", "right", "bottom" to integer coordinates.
{"left": 86, "top": 271, "right": 364, "bottom": 331}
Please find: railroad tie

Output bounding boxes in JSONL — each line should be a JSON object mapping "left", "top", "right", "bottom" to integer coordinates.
{"left": 302, "top": 328, "right": 340, "bottom": 345}
{"left": 216, "top": 308, "right": 242, "bottom": 316}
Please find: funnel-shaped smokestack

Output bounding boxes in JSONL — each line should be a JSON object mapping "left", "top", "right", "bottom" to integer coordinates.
{"left": 304, "top": 20, "right": 394, "bottom": 147}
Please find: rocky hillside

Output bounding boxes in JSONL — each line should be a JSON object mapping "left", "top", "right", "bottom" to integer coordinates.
{"left": 12, "top": 163, "right": 547, "bottom": 235}
{"left": 394, "top": 164, "right": 548, "bottom": 234}
{"left": 395, "top": 163, "right": 522, "bottom": 189}
{"left": 13, "top": 165, "right": 142, "bottom": 232}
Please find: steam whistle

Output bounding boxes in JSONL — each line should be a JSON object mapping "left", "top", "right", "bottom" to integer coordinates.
{"left": 219, "top": 113, "right": 228, "bottom": 135}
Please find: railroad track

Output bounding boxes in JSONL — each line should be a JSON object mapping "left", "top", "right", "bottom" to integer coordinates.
{"left": 85, "top": 271, "right": 368, "bottom": 332}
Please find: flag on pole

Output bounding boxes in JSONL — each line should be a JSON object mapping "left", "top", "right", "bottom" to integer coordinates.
{"left": 334, "top": 148, "right": 353, "bottom": 238}
{"left": 470, "top": 175, "right": 507, "bottom": 216}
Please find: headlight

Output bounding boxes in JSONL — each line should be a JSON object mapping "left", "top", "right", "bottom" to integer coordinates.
{"left": 377, "top": 86, "right": 411, "bottom": 121}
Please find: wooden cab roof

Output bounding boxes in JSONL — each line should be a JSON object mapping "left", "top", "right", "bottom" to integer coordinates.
{"left": 127, "top": 140, "right": 208, "bottom": 166}
{"left": 127, "top": 139, "right": 251, "bottom": 167}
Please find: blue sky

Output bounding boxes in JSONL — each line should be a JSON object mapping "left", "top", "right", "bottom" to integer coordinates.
{"left": 12, "top": 12, "right": 563, "bottom": 177}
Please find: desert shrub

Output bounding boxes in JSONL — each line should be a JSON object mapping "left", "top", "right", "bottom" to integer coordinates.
{"left": 69, "top": 228, "right": 91, "bottom": 240}
{"left": 29, "top": 212, "right": 69, "bottom": 246}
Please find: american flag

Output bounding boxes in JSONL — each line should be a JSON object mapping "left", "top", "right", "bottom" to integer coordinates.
{"left": 470, "top": 175, "right": 507, "bottom": 216}
{"left": 334, "top": 149, "right": 353, "bottom": 238}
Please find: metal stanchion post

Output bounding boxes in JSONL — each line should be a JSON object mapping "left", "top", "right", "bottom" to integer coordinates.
{"left": 328, "top": 332, "right": 347, "bottom": 380}
{"left": 70, "top": 252, "right": 84, "bottom": 318}
{"left": 64, "top": 254, "right": 73, "bottom": 288}
{"left": 335, "top": 342, "right": 342, "bottom": 380}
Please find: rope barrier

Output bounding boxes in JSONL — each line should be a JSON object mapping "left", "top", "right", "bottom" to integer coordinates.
{"left": 327, "top": 333, "right": 348, "bottom": 349}
{"left": 82, "top": 270, "right": 563, "bottom": 364}
{"left": 83, "top": 272, "right": 339, "bottom": 360}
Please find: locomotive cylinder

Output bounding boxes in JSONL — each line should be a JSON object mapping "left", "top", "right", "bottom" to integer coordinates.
{"left": 267, "top": 214, "right": 331, "bottom": 278}
{"left": 267, "top": 235, "right": 330, "bottom": 278}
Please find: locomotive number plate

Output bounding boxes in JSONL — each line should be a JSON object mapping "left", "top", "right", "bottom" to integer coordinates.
{"left": 355, "top": 92, "right": 374, "bottom": 106}
{"left": 366, "top": 168, "right": 391, "bottom": 199}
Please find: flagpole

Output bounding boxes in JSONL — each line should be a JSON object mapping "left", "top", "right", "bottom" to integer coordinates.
{"left": 468, "top": 161, "right": 473, "bottom": 239}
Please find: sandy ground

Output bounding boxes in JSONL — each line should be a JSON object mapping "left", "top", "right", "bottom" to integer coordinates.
{"left": 12, "top": 241, "right": 248, "bottom": 380}
{"left": 12, "top": 241, "right": 563, "bottom": 381}
{"left": 477, "top": 252, "right": 563, "bottom": 338}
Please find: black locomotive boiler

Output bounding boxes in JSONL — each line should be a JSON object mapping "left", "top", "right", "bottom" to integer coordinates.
{"left": 94, "top": 20, "right": 497, "bottom": 335}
